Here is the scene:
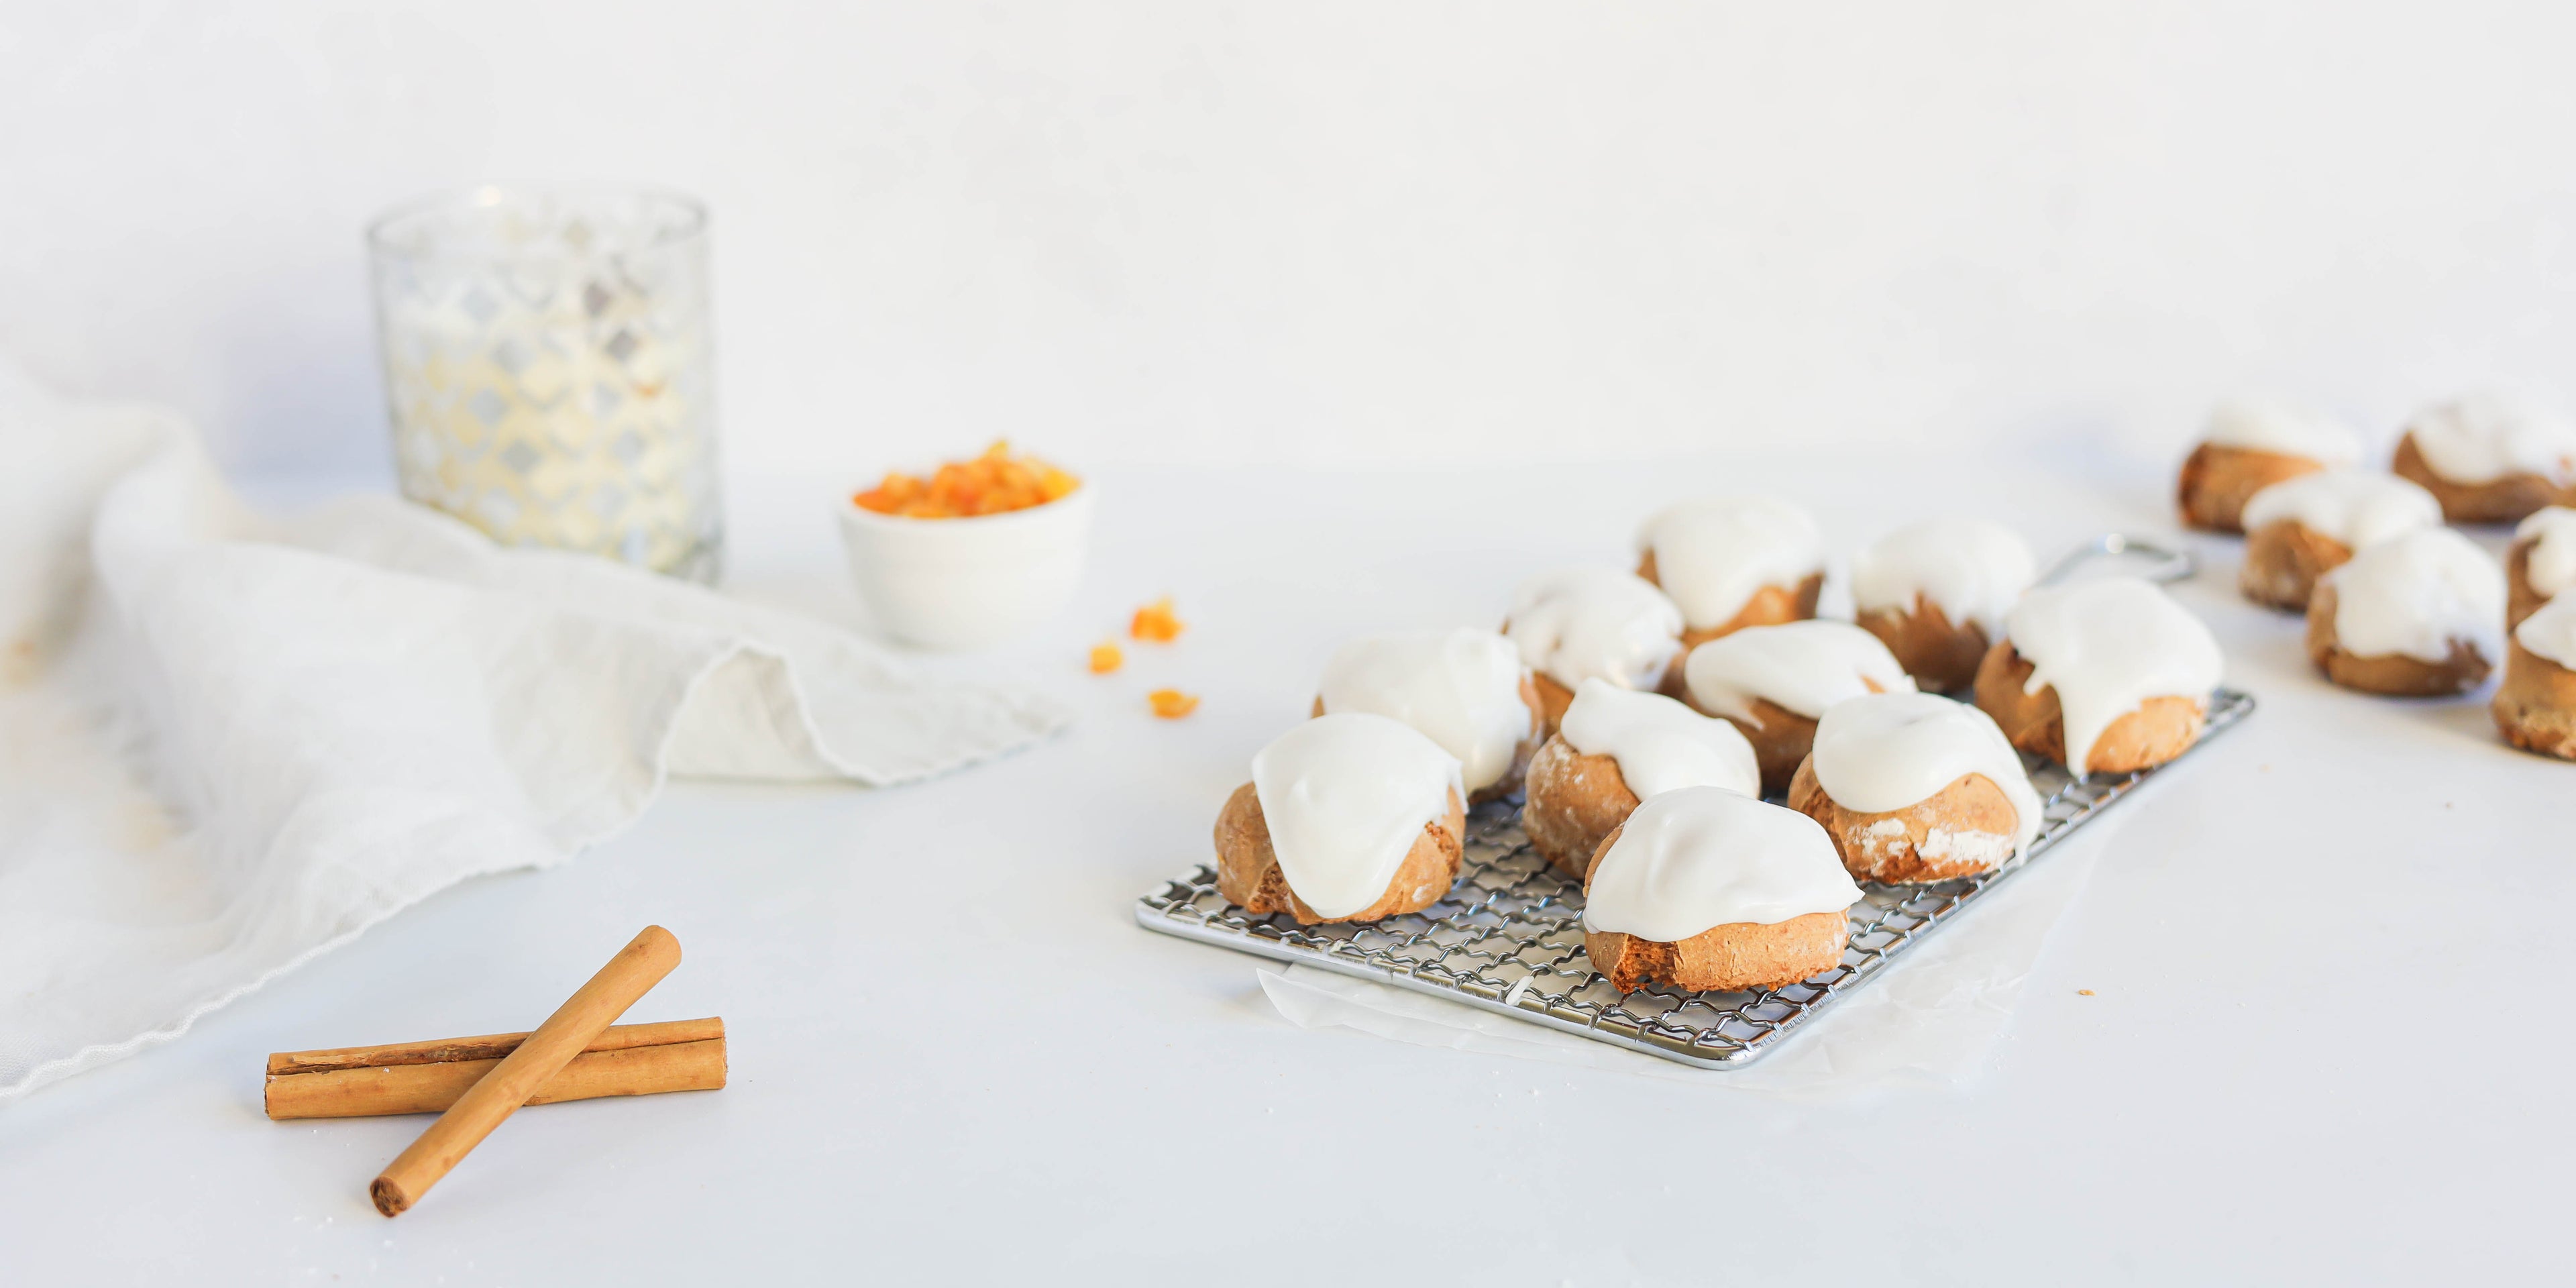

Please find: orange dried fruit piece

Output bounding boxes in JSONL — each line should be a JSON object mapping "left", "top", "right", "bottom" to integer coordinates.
{"left": 1130, "top": 596, "right": 1184, "bottom": 643}
{"left": 851, "top": 439, "right": 1081, "bottom": 519}
{"left": 1147, "top": 689, "right": 1200, "bottom": 719}
{"left": 1087, "top": 642, "right": 1124, "bottom": 675}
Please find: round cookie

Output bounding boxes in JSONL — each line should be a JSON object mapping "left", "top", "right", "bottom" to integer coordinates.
{"left": 1635, "top": 496, "right": 1825, "bottom": 649}
{"left": 1503, "top": 568, "right": 1686, "bottom": 733}
{"left": 2176, "top": 397, "right": 2361, "bottom": 533}
{"left": 1578, "top": 788, "right": 1860, "bottom": 994}
{"left": 1314, "top": 627, "right": 1543, "bottom": 804}
{"left": 1785, "top": 692, "right": 2045, "bottom": 885}
{"left": 1970, "top": 576, "right": 2220, "bottom": 775}
{"left": 1214, "top": 714, "right": 1466, "bottom": 924}
{"left": 2493, "top": 597, "right": 2576, "bottom": 760}
{"left": 1522, "top": 679, "right": 1759, "bottom": 876}
{"left": 2303, "top": 527, "right": 2503, "bottom": 698}
{"left": 2506, "top": 506, "right": 2576, "bottom": 630}
{"left": 1680, "top": 621, "right": 1914, "bottom": 795}
{"left": 2236, "top": 469, "right": 2441, "bottom": 612}
{"left": 2390, "top": 394, "right": 2576, "bottom": 525}
{"left": 1849, "top": 517, "right": 2036, "bottom": 691}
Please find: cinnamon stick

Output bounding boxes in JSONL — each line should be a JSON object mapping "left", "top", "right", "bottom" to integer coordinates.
{"left": 264, "top": 1019, "right": 724, "bottom": 1120}
{"left": 369, "top": 925, "right": 682, "bottom": 1217}
{"left": 270, "top": 1017, "right": 722, "bottom": 1076}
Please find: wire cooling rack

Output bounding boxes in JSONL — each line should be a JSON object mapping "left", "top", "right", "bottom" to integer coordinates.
{"left": 1136, "top": 687, "right": 2254, "bottom": 1070}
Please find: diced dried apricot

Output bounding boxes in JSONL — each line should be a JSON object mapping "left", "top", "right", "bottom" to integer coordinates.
{"left": 1147, "top": 688, "right": 1200, "bottom": 719}
{"left": 851, "top": 440, "right": 1081, "bottom": 519}
{"left": 1087, "top": 642, "right": 1124, "bottom": 675}
{"left": 1130, "top": 596, "right": 1185, "bottom": 643}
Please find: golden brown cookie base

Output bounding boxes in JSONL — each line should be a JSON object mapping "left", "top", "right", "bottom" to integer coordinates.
{"left": 1212, "top": 784, "right": 1465, "bottom": 924}
{"left": 2239, "top": 519, "right": 2351, "bottom": 612}
{"left": 1636, "top": 558, "right": 1823, "bottom": 649}
{"left": 1786, "top": 761, "right": 2020, "bottom": 884}
{"left": 2392, "top": 432, "right": 2569, "bottom": 525}
{"left": 1585, "top": 912, "right": 1849, "bottom": 994}
{"left": 1531, "top": 672, "right": 1576, "bottom": 736}
{"left": 2493, "top": 640, "right": 2576, "bottom": 760}
{"left": 1972, "top": 642, "right": 2204, "bottom": 773}
{"left": 2302, "top": 584, "right": 2493, "bottom": 696}
{"left": 2177, "top": 441, "right": 2327, "bottom": 533}
{"left": 1856, "top": 596, "right": 1990, "bottom": 692}
{"left": 1501, "top": 606, "right": 1686, "bottom": 735}
{"left": 1521, "top": 736, "right": 1640, "bottom": 877}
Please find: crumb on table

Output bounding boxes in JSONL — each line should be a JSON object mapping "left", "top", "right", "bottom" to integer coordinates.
{"left": 1148, "top": 688, "right": 1199, "bottom": 719}
{"left": 1087, "top": 642, "right": 1124, "bottom": 674}
{"left": 1130, "top": 597, "right": 1185, "bottom": 643}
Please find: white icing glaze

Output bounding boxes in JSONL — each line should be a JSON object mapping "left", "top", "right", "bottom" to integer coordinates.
{"left": 1505, "top": 569, "right": 1685, "bottom": 692}
{"left": 2240, "top": 468, "right": 2442, "bottom": 549}
{"left": 1635, "top": 496, "right": 1824, "bottom": 630}
{"left": 1560, "top": 678, "right": 1760, "bottom": 801}
{"left": 1580, "top": 787, "right": 1860, "bottom": 941}
{"left": 2200, "top": 396, "right": 2363, "bottom": 465}
{"left": 1250, "top": 713, "right": 1464, "bottom": 920}
{"left": 1681, "top": 621, "right": 1915, "bottom": 728}
{"left": 2404, "top": 394, "right": 2576, "bottom": 486}
{"left": 2002, "top": 576, "right": 2222, "bottom": 775}
{"left": 2515, "top": 506, "right": 2576, "bottom": 600}
{"left": 1811, "top": 692, "right": 2043, "bottom": 857}
{"left": 1848, "top": 517, "right": 2037, "bottom": 638}
{"left": 2514, "top": 594, "right": 2576, "bottom": 669}
{"left": 2321, "top": 527, "right": 2504, "bottom": 665}
{"left": 1318, "top": 629, "right": 1530, "bottom": 794}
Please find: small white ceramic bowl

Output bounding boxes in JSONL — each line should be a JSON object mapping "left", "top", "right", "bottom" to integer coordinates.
{"left": 835, "top": 484, "right": 1097, "bottom": 651}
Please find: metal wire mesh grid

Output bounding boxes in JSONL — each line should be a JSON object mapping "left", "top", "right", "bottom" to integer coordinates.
{"left": 1136, "top": 688, "right": 2254, "bottom": 1070}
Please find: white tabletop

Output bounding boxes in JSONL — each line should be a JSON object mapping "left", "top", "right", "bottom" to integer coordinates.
{"left": 2, "top": 449, "right": 2561, "bottom": 1283}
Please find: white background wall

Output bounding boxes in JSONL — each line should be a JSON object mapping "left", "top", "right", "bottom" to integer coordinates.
{"left": 6, "top": 1, "right": 2575, "bottom": 482}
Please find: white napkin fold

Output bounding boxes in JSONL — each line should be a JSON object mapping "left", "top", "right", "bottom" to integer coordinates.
{"left": 0, "top": 369, "right": 1071, "bottom": 1100}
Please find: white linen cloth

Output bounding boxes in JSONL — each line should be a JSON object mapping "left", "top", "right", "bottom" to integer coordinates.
{"left": 0, "top": 370, "right": 1071, "bottom": 1100}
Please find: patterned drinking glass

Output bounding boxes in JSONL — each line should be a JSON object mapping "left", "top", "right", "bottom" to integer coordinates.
{"left": 368, "top": 185, "right": 722, "bottom": 582}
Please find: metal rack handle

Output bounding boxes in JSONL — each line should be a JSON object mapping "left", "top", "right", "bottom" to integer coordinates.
{"left": 2039, "top": 532, "right": 2196, "bottom": 588}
